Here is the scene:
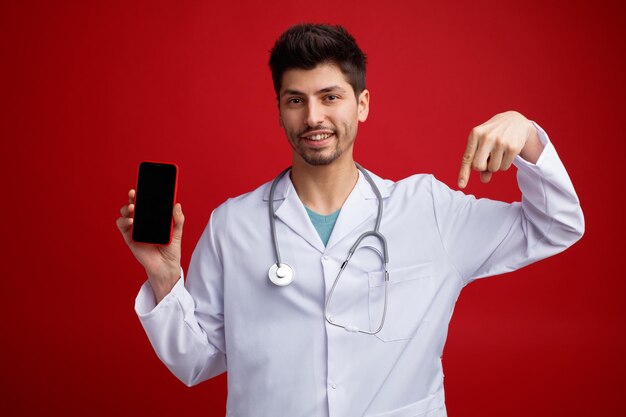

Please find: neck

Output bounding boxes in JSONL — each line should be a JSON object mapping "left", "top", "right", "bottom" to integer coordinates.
{"left": 290, "top": 156, "right": 359, "bottom": 215}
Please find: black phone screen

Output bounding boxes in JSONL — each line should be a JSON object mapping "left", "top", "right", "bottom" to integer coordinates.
{"left": 131, "top": 162, "right": 178, "bottom": 245}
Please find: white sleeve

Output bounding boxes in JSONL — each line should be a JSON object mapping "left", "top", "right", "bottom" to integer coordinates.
{"left": 431, "top": 122, "right": 584, "bottom": 285}
{"left": 134, "top": 209, "right": 227, "bottom": 386}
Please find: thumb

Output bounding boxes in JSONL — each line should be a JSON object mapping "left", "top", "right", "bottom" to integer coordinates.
{"left": 480, "top": 171, "right": 493, "bottom": 183}
{"left": 172, "top": 203, "right": 184, "bottom": 239}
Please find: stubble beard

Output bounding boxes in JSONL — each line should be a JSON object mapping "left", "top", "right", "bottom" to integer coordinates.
{"left": 288, "top": 125, "right": 355, "bottom": 166}
{"left": 299, "top": 141, "right": 342, "bottom": 166}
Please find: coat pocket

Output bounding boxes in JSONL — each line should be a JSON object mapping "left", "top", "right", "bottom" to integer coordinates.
{"left": 365, "top": 388, "right": 446, "bottom": 417}
{"left": 368, "top": 262, "right": 434, "bottom": 342}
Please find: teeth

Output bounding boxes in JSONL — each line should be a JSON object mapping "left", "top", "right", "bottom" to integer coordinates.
{"left": 308, "top": 133, "right": 332, "bottom": 141}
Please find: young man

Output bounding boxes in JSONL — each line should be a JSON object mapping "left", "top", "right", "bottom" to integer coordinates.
{"left": 117, "top": 24, "right": 583, "bottom": 417}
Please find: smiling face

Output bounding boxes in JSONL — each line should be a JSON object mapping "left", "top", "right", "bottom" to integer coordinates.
{"left": 278, "top": 63, "right": 369, "bottom": 167}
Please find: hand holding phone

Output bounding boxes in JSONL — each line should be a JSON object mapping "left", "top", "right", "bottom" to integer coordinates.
{"left": 116, "top": 162, "right": 184, "bottom": 303}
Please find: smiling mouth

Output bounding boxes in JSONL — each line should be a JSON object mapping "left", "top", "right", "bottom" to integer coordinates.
{"left": 303, "top": 133, "right": 333, "bottom": 141}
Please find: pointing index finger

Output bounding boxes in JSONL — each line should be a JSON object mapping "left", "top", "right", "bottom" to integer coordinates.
{"left": 458, "top": 133, "right": 478, "bottom": 189}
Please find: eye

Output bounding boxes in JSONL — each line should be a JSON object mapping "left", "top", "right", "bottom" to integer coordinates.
{"left": 326, "top": 95, "right": 339, "bottom": 101}
{"left": 287, "top": 97, "right": 302, "bottom": 104}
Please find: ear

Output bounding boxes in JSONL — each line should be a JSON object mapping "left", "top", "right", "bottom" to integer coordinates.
{"left": 357, "top": 89, "right": 370, "bottom": 122}
{"left": 277, "top": 97, "right": 284, "bottom": 128}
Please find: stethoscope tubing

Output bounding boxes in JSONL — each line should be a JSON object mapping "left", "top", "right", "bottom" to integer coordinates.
{"left": 267, "top": 163, "right": 390, "bottom": 335}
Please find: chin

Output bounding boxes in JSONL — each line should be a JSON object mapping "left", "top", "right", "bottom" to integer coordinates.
{"left": 301, "top": 151, "right": 342, "bottom": 166}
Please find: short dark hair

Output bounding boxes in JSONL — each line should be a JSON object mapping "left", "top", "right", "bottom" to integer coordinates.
{"left": 269, "top": 23, "right": 367, "bottom": 98}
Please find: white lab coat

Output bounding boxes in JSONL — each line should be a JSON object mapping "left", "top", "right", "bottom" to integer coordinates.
{"left": 135, "top": 124, "right": 584, "bottom": 417}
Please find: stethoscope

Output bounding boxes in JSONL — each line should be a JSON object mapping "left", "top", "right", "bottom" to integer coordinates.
{"left": 267, "top": 163, "right": 390, "bottom": 335}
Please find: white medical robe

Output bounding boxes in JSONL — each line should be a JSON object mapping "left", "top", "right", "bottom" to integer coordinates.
{"left": 135, "top": 125, "right": 584, "bottom": 416}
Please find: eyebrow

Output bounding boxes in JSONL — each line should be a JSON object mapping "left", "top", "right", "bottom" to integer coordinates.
{"left": 280, "top": 85, "right": 347, "bottom": 97}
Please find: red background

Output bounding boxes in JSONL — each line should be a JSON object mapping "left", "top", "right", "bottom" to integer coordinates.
{"left": 2, "top": 0, "right": 624, "bottom": 415}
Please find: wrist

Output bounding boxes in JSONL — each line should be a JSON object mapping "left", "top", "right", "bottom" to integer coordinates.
{"left": 147, "top": 268, "right": 181, "bottom": 304}
{"left": 519, "top": 122, "right": 543, "bottom": 164}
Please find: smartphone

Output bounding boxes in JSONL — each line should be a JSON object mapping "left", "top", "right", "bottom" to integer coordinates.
{"left": 131, "top": 161, "right": 179, "bottom": 245}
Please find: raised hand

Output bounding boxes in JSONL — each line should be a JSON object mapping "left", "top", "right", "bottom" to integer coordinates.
{"left": 116, "top": 189, "right": 185, "bottom": 303}
{"left": 458, "top": 111, "right": 543, "bottom": 189}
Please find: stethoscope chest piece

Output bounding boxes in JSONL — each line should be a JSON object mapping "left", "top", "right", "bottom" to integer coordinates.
{"left": 268, "top": 263, "right": 294, "bottom": 286}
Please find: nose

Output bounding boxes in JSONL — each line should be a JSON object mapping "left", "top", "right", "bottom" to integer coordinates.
{"left": 305, "top": 101, "right": 324, "bottom": 127}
